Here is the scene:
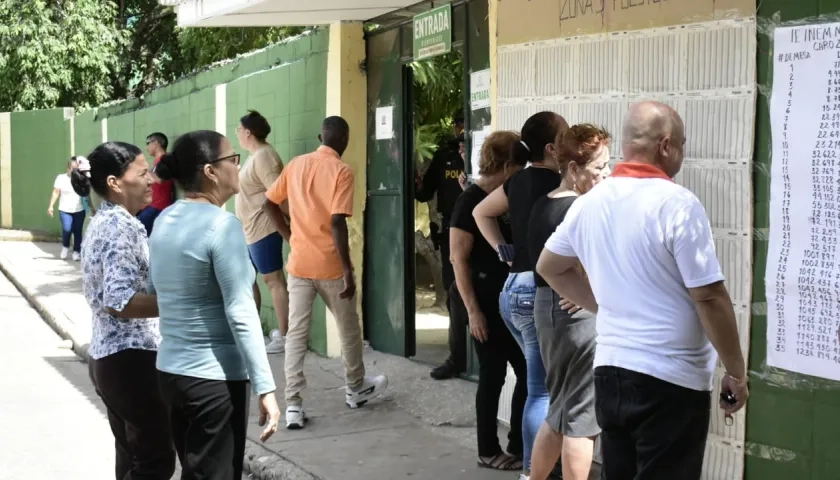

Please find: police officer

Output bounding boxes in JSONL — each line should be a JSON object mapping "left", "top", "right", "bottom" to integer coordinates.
{"left": 416, "top": 114, "right": 467, "bottom": 380}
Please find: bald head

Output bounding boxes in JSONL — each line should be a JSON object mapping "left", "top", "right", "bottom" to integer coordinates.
{"left": 621, "top": 101, "right": 685, "bottom": 176}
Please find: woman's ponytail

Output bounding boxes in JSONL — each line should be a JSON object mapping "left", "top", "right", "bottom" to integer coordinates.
{"left": 154, "top": 152, "right": 177, "bottom": 181}
{"left": 510, "top": 140, "right": 531, "bottom": 167}
{"left": 70, "top": 169, "right": 91, "bottom": 197}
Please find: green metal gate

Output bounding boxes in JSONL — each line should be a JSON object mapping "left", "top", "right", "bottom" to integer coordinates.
{"left": 363, "top": 0, "right": 490, "bottom": 370}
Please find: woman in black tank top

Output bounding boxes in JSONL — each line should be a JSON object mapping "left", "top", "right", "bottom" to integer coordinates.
{"left": 471, "top": 111, "right": 568, "bottom": 478}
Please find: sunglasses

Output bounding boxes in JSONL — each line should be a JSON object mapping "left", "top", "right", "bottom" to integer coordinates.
{"left": 211, "top": 153, "right": 241, "bottom": 166}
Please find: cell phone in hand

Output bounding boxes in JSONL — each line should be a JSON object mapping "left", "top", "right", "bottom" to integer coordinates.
{"left": 497, "top": 244, "right": 515, "bottom": 263}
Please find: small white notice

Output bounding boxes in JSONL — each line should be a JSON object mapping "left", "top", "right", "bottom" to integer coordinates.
{"left": 375, "top": 106, "right": 394, "bottom": 140}
{"left": 470, "top": 127, "right": 491, "bottom": 180}
{"left": 766, "top": 22, "right": 840, "bottom": 381}
{"left": 470, "top": 69, "right": 491, "bottom": 111}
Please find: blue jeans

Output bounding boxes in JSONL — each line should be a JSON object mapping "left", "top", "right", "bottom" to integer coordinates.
{"left": 137, "top": 206, "right": 161, "bottom": 237}
{"left": 59, "top": 210, "right": 85, "bottom": 252}
{"left": 499, "top": 271, "right": 548, "bottom": 471}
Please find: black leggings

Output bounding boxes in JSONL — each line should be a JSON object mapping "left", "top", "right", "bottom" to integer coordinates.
{"left": 157, "top": 371, "right": 251, "bottom": 480}
{"left": 89, "top": 349, "right": 176, "bottom": 480}
{"left": 453, "top": 282, "right": 527, "bottom": 458}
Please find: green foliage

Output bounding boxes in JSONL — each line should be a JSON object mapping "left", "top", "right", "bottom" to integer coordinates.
{"left": 112, "top": 0, "right": 181, "bottom": 99}
{"left": 411, "top": 51, "right": 463, "bottom": 136}
{"left": 114, "top": 1, "right": 306, "bottom": 99}
{"left": 178, "top": 27, "right": 306, "bottom": 73}
{"left": 0, "top": 0, "right": 124, "bottom": 110}
{"left": 410, "top": 51, "right": 464, "bottom": 235}
{"left": 0, "top": 0, "right": 307, "bottom": 110}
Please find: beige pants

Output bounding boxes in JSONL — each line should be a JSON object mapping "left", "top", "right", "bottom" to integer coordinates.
{"left": 285, "top": 274, "right": 365, "bottom": 406}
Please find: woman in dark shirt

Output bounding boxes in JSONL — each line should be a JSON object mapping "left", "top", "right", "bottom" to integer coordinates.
{"left": 528, "top": 125, "right": 611, "bottom": 480}
{"left": 472, "top": 111, "right": 568, "bottom": 476}
{"left": 450, "top": 131, "right": 526, "bottom": 472}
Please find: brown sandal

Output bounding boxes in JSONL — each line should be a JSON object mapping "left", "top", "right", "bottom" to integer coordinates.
{"left": 477, "top": 452, "right": 523, "bottom": 471}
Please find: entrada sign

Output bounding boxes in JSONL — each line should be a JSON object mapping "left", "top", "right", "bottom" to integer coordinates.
{"left": 413, "top": 4, "right": 452, "bottom": 61}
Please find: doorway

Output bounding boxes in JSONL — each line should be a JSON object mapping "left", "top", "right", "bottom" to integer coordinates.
{"left": 411, "top": 49, "right": 465, "bottom": 367}
{"left": 363, "top": 0, "right": 490, "bottom": 378}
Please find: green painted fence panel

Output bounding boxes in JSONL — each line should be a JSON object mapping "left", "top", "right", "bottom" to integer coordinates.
{"left": 74, "top": 110, "right": 102, "bottom": 157}
{"left": 10, "top": 109, "right": 72, "bottom": 234}
{"left": 108, "top": 113, "right": 136, "bottom": 146}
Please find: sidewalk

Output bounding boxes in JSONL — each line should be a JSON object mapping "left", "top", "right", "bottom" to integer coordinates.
{"left": 0, "top": 240, "right": 524, "bottom": 480}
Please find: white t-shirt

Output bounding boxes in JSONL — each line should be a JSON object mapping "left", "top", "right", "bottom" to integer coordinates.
{"left": 544, "top": 174, "right": 725, "bottom": 391}
{"left": 54, "top": 174, "right": 83, "bottom": 213}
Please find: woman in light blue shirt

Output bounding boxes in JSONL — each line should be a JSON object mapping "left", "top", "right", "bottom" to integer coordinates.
{"left": 149, "top": 130, "right": 280, "bottom": 479}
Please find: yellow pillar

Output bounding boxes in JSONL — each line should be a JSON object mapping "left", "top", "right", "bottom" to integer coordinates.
{"left": 324, "top": 22, "right": 367, "bottom": 357}
{"left": 489, "top": 0, "right": 499, "bottom": 129}
{"left": 0, "top": 112, "right": 11, "bottom": 228}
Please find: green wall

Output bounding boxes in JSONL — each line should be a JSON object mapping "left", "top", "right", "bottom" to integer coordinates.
{"left": 74, "top": 110, "right": 102, "bottom": 158}
{"left": 223, "top": 51, "right": 328, "bottom": 352}
{"left": 10, "top": 109, "right": 72, "bottom": 234}
{"left": 4, "top": 29, "right": 330, "bottom": 353}
{"left": 749, "top": 2, "right": 840, "bottom": 479}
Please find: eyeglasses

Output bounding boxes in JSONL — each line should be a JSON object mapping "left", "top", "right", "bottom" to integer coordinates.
{"left": 212, "top": 153, "right": 241, "bottom": 166}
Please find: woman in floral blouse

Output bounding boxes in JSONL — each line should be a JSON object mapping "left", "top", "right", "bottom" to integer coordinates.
{"left": 72, "top": 143, "right": 175, "bottom": 480}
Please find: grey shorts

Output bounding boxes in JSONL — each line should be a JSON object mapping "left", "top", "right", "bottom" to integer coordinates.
{"left": 534, "top": 286, "right": 600, "bottom": 438}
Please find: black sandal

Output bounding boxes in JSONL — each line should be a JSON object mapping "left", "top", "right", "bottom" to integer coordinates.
{"left": 477, "top": 452, "right": 523, "bottom": 471}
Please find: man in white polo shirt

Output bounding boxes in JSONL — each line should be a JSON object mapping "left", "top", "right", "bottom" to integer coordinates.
{"left": 536, "top": 101, "right": 748, "bottom": 479}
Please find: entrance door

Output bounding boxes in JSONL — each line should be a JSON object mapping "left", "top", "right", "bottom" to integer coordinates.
{"left": 364, "top": 0, "right": 490, "bottom": 361}
{"left": 364, "top": 27, "right": 416, "bottom": 357}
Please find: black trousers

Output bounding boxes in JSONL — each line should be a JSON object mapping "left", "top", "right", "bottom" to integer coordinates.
{"left": 446, "top": 282, "right": 468, "bottom": 370}
{"left": 594, "top": 366, "right": 711, "bottom": 480}
{"left": 455, "top": 280, "right": 527, "bottom": 458}
{"left": 89, "top": 349, "right": 176, "bottom": 480}
{"left": 440, "top": 220, "right": 467, "bottom": 370}
{"left": 157, "top": 372, "right": 251, "bottom": 480}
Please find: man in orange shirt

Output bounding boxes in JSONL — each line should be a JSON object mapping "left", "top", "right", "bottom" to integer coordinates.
{"left": 264, "top": 116, "right": 388, "bottom": 430}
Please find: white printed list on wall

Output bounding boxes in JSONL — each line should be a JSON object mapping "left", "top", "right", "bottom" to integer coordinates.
{"left": 767, "top": 22, "right": 840, "bottom": 381}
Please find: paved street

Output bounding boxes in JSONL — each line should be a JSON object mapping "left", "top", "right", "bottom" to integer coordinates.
{"left": 0, "top": 239, "right": 601, "bottom": 479}
{"left": 0, "top": 271, "right": 252, "bottom": 480}
{"left": 0, "top": 270, "right": 115, "bottom": 480}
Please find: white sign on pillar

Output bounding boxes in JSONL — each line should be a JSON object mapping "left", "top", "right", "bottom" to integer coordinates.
{"left": 470, "top": 69, "right": 491, "bottom": 111}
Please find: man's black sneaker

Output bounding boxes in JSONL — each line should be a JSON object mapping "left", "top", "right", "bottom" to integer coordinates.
{"left": 430, "top": 361, "right": 463, "bottom": 380}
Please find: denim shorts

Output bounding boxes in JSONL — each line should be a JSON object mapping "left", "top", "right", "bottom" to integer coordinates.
{"left": 247, "top": 232, "right": 284, "bottom": 275}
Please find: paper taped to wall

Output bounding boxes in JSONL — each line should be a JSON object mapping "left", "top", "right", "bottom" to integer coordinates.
{"left": 375, "top": 106, "right": 394, "bottom": 140}
{"left": 766, "top": 22, "right": 840, "bottom": 381}
{"left": 470, "top": 127, "right": 491, "bottom": 180}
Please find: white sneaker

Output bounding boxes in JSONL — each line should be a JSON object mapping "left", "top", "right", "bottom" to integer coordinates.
{"left": 345, "top": 375, "right": 388, "bottom": 409}
{"left": 59, "top": 247, "right": 69, "bottom": 259}
{"left": 265, "top": 329, "right": 285, "bottom": 354}
{"left": 285, "top": 405, "right": 307, "bottom": 430}
{"left": 72, "top": 252, "right": 81, "bottom": 262}
{"left": 519, "top": 475, "right": 530, "bottom": 480}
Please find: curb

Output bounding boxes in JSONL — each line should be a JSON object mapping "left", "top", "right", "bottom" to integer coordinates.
{"left": 0, "top": 258, "right": 321, "bottom": 480}
{"left": 0, "top": 231, "right": 61, "bottom": 243}
{"left": 0, "top": 258, "right": 91, "bottom": 362}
